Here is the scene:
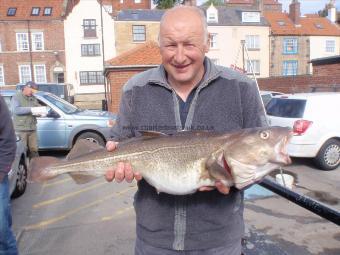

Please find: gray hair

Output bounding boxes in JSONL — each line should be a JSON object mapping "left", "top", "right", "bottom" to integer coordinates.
{"left": 159, "top": 5, "right": 209, "bottom": 44}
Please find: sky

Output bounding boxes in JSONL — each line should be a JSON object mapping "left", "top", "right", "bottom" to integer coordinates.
{"left": 198, "top": 1, "right": 340, "bottom": 15}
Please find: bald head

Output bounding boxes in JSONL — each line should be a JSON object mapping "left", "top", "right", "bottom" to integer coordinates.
{"left": 159, "top": 6, "right": 208, "bottom": 45}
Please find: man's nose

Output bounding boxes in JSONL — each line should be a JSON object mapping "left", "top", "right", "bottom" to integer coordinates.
{"left": 174, "top": 45, "right": 186, "bottom": 63}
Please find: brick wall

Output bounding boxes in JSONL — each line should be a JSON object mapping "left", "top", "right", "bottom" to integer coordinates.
{"left": 0, "top": 20, "right": 65, "bottom": 86}
{"left": 313, "top": 62, "right": 340, "bottom": 77}
{"left": 112, "top": 0, "right": 151, "bottom": 10}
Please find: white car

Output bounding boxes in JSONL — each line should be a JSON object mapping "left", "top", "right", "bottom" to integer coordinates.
{"left": 266, "top": 92, "right": 340, "bottom": 170}
{"left": 260, "top": 90, "right": 284, "bottom": 107}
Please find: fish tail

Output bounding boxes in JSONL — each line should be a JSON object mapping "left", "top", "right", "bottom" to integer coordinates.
{"left": 28, "top": 156, "right": 60, "bottom": 182}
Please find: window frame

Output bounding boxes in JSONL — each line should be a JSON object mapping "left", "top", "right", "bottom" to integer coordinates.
{"left": 132, "top": 25, "right": 146, "bottom": 42}
{"left": 31, "top": 32, "right": 44, "bottom": 51}
{"left": 282, "top": 60, "right": 298, "bottom": 76}
{"left": 210, "top": 33, "right": 218, "bottom": 49}
{"left": 81, "top": 44, "right": 101, "bottom": 56}
{"left": 7, "top": 8, "right": 17, "bottom": 16}
{"left": 325, "top": 40, "right": 335, "bottom": 53}
{"left": 283, "top": 38, "right": 298, "bottom": 54}
{"left": 31, "top": 7, "right": 40, "bottom": 16}
{"left": 43, "top": 7, "right": 53, "bottom": 16}
{"left": 16, "top": 33, "right": 29, "bottom": 52}
{"left": 79, "top": 71, "right": 104, "bottom": 85}
{"left": 0, "top": 66, "right": 5, "bottom": 86}
{"left": 245, "top": 35, "right": 260, "bottom": 50}
{"left": 246, "top": 59, "right": 260, "bottom": 75}
{"left": 34, "top": 64, "right": 47, "bottom": 83}
{"left": 83, "top": 19, "right": 97, "bottom": 38}
{"left": 18, "top": 65, "right": 32, "bottom": 84}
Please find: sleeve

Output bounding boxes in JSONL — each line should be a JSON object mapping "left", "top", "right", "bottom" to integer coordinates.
{"left": 240, "top": 80, "right": 268, "bottom": 129}
{"left": 11, "top": 94, "right": 32, "bottom": 115}
{"left": 0, "top": 96, "right": 17, "bottom": 181}
{"left": 109, "top": 89, "right": 134, "bottom": 142}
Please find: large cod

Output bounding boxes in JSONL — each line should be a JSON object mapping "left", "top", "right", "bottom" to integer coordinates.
{"left": 29, "top": 126, "right": 292, "bottom": 195}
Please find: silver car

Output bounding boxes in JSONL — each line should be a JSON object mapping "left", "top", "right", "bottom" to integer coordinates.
{"left": 1, "top": 90, "right": 116, "bottom": 150}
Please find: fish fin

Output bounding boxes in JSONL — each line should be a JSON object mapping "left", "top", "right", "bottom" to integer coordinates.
{"left": 66, "top": 139, "right": 104, "bottom": 160}
{"left": 139, "top": 131, "right": 168, "bottom": 137}
{"left": 205, "top": 150, "right": 233, "bottom": 182}
{"left": 227, "top": 157, "right": 257, "bottom": 189}
{"left": 28, "top": 156, "right": 60, "bottom": 182}
{"left": 68, "top": 172, "right": 98, "bottom": 184}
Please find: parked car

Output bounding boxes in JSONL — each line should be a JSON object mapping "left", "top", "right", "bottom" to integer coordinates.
{"left": 260, "top": 90, "right": 284, "bottom": 107}
{"left": 9, "top": 135, "right": 28, "bottom": 198}
{"left": 266, "top": 92, "right": 340, "bottom": 170}
{"left": 1, "top": 90, "right": 116, "bottom": 150}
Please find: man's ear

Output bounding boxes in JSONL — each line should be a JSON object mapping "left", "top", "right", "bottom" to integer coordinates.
{"left": 204, "top": 33, "right": 211, "bottom": 53}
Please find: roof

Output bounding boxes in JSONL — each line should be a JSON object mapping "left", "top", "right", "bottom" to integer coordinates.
{"left": 310, "top": 55, "right": 340, "bottom": 65}
{"left": 106, "top": 41, "right": 161, "bottom": 66}
{"left": 264, "top": 11, "right": 340, "bottom": 36}
{"left": 0, "top": 0, "right": 66, "bottom": 20}
{"left": 116, "top": 9, "right": 165, "bottom": 21}
{"left": 226, "top": 0, "right": 281, "bottom": 5}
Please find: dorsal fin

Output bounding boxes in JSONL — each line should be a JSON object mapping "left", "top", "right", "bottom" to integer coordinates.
{"left": 66, "top": 139, "right": 104, "bottom": 160}
{"left": 139, "top": 131, "right": 168, "bottom": 137}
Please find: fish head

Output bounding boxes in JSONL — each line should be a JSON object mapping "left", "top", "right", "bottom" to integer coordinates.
{"left": 221, "top": 126, "right": 292, "bottom": 189}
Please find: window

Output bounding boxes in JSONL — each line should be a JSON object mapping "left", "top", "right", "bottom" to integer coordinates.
{"left": 283, "top": 38, "right": 298, "bottom": 54}
{"left": 81, "top": 44, "right": 101, "bottom": 56}
{"left": 32, "top": 32, "right": 44, "bottom": 51}
{"left": 43, "top": 7, "right": 52, "bottom": 16}
{"left": 120, "top": 0, "right": 124, "bottom": 3}
{"left": 16, "top": 33, "right": 29, "bottom": 51}
{"left": 245, "top": 35, "right": 260, "bottom": 50}
{"left": 135, "top": 0, "right": 141, "bottom": 3}
{"left": 277, "top": 20, "right": 286, "bottom": 26}
{"left": 0, "top": 40, "right": 2, "bottom": 52}
{"left": 325, "top": 40, "right": 335, "bottom": 53}
{"left": 7, "top": 8, "right": 16, "bottom": 16}
{"left": 282, "top": 60, "right": 298, "bottom": 76}
{"left": 246, "top": 60, "right": 260, "bottom": 74}
{"left": 83, "top": 19, "right": 97, "bottom": 37}
{"left": 132, "top": 25, "right": 146, "bottom": 42}
{"left": 34, "top": 65, "right": 46, "bottom": 83}
{"left": 209, "top": 33, "right": 218, "bottom": 49}
{"left": 19, "top": 65, "right": 32, "bottom": 83}
{"left": 0, "top": 66, "right": 4, "bottom": 86}
{"left": 79, "top": 71, "right": 104, "bottom": 85}
{"left": 31, "top": 7, "right": 40, "bottom": 16}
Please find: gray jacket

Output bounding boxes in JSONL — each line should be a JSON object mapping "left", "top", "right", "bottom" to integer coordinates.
{"left": 110, "top": 58, "right": 266, "bottom": 250}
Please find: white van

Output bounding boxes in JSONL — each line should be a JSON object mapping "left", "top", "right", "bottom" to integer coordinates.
{"left": 266, "top": 92, "right": 340, "bottom": 170}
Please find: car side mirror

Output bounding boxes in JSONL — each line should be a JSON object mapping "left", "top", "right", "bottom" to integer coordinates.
{"left": 47, "top": 110, "right": 60, "bottom": 118}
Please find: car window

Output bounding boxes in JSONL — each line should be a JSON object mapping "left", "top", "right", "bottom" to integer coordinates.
{"left": 41, "top": 94, "right": 78, "bottom": 114}
{"left": 266, "top": 98, "right": 306, "bottom": 118}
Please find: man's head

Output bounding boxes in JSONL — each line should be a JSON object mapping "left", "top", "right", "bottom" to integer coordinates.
{"left": 22, "top": 81, "right": 38, "bottom": 97}
{"left": 159, "top": 6, "right": 210, "bottom": 89}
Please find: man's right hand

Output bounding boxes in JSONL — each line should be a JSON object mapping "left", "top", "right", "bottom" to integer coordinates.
{"left": 104, "top": 141, "right": 142, "bottom": 183}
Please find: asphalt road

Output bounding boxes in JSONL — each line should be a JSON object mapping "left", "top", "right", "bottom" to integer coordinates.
{"left": 10, "top": 152, "right": 340, "bottom": 255}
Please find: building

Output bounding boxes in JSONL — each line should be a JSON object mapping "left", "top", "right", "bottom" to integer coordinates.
{"left": 225, "top": 0, "right": 282, "bottom": 12}
{"left": 114, "top": 9, "right": 165, "bottom": 55}
{"left": 64, "top": 0, "right": 116, "bottom": 109}
{"left": 0, "top": 0, "right": 68, "bottom": 87}
{"left": 205, "top": 4, "right": 270, "bottom": 77}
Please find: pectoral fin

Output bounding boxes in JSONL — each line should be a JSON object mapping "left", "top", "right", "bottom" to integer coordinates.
{"left": 205, "top": 149, "right": 233, "bottom": 184}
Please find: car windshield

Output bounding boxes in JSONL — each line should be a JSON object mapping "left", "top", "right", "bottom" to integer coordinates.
{"left": 266, "top": 98, "right": 306, "bottom": 118}
{"left": 41, "top": 94, "right": 80, "bottom": 114}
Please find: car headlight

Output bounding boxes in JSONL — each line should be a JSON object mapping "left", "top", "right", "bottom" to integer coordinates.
{"left": 107, "top": 119, "right": 116, "bottom": 128}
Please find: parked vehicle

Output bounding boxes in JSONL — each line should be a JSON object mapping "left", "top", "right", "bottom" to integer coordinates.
{"left": 260, "top": 90, "right": 284, "bottom": 107}
{"left": 266, "top": 92, "right": 340, "bottom": 170}
{"left": 1, "top": 90, "right": 116, "bottom": 150}
{"left": 9, "top": 135, "right": 28, "bottom": 198}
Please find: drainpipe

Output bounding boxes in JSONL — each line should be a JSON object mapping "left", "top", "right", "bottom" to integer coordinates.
{"left": 27, "top": 20, "right": 34, "bottom": 81}
{"left": 100, "top": 0, "right": 108, "bottom": 110}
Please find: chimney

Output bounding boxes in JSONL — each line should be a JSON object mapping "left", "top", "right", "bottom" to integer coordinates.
{"left": 289, "top": 0, "right": 301, "bottom": 25}
{"left": 256, "top": 0, "right": 264, "bottom": 13}
{"left": 327, "top": 0, "right": 336, "bottom": 23}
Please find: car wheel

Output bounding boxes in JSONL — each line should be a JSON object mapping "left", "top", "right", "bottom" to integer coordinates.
{"left": 11, "top": 157, "right": 28, "bottom": 199}
{"left": 314, "top": 139, "right": 340, "bottom": 171}
{"left": 76, "top": 132, "right": 105, "bottom": 147}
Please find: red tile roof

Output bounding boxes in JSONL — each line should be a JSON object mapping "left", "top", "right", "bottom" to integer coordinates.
{"left": 226, "top": 0, "right": 280, "bottom": 5}
{"left": 0, "top": 0, "right": 65, "bottom": 20}
{"left": 107, "top": 41, "right": 162, "bottom": 66}
{"left": 264, "top": 11, "right": 340, "bottom": 36}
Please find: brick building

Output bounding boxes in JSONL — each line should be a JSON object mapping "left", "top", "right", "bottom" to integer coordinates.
{"left": 225, "top": 0, "right": 282, "bottom": 12}
{"left": 104, "top": 41, "right": 161, "bottom": 113}
{"left": 0, "top": 0, "right": 68, "bottom": 86}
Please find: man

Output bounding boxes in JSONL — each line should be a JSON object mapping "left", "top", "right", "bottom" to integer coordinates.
{"left": 11, "top": 81, "right": 41, "bottom": 159}
{"left": 0, "top": 96, "right": 18, "bottom": 255}
{"left": 106, "top": 6, "right": 265, "bottom": 255}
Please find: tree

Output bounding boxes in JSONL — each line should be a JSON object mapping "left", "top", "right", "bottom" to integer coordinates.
{"left": 153, "top": 0, "right": 183, "bottom": 9}
{"left": 203, "top": 0, "right": 225, "bottom": 6}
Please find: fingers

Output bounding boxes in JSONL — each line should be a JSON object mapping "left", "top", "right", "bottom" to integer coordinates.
{"left": 105, "top": 162, "right": 142, "bottom": 183}
{"left": 215, "top": 181, "right": 230, "bottom": 194}
{"left": 198, "top": 186, "right": 215, "bottom": 192}
{"left": 106, "top": 141, "right": 118, "bottom": 151}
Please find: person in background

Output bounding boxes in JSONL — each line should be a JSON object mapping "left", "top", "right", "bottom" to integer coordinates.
{"left": 105, "top": 6, "right": 265, "bottom": 255}
{"left": 0, "top": 96, "right": 18, "bottom": 255}
{"left": 11, "top": 81, "right": 41, "bottom": 159}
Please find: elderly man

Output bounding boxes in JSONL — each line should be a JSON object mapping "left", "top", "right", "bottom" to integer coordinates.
{"left": 106, "top": 6, "right": 265, "bottom": 255}
{"left": 0, "top": 96, "right": 18, "bottom": 255}
{"left": 11, "top": 81, "right": 41, "bottom": 159}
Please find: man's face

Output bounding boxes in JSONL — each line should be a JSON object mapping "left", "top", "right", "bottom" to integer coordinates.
{"left": 159, "top": 8, "right": 209, "bottom": 88}
{"left": 22, "top": 86, "right": 35, "bottom": 97}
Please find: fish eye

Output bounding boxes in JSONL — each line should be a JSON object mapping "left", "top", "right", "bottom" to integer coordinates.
{"left": 260, "top": 131, "right": 270, "bottom": 139}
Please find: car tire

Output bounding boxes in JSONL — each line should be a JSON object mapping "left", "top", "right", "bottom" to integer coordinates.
{"left": 11, "top": 157, "right": 27, "bottom": 199}
{"left": 76, "top": 132, "right": 105, "bottom": 147}
{"left": 313, "top": 139, "right": 340, "bottom": 171}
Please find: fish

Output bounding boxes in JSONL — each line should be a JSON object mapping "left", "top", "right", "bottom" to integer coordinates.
{"left": 28, "top": 126, "right": 292, "bottom": 195}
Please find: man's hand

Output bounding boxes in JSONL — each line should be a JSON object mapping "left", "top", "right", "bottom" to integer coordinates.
{"left": 104, "top": 141, "right": 142, "bottom": 183}
{"left": 199, "top": 181, "right": 230, "bottom": 195}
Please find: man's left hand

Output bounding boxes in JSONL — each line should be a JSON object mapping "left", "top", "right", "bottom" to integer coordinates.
{"left": 199, "top": 181, "right": 230, "bottom": 194}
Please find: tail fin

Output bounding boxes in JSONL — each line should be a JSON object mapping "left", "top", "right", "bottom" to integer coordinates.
{"left": 28, "top": 156, "right": 60, "bottom": 182}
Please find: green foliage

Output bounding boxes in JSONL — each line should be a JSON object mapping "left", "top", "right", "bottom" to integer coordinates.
{"left": 203, "top": 0, "right": 225, "bottom": 6}
{"left": 153, "top": 0, "right": 183, "bottom": 9}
